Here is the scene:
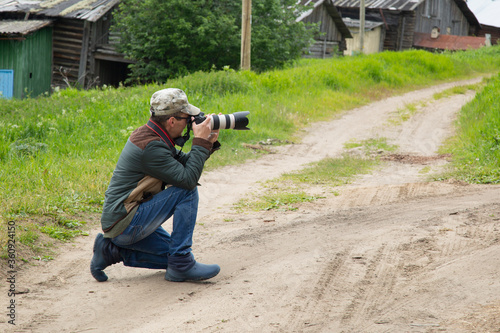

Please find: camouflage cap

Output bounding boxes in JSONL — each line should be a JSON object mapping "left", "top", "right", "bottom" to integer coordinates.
{"left": 150, "top": 88, "right": 201, "bottom": 116}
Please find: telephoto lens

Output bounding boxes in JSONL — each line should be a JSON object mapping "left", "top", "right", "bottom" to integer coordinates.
{"left": 193, "top": 111, "right": 250, "bottom": 130}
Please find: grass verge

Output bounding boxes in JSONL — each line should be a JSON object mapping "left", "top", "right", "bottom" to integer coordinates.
{"left": 437, "top": 73, "right": 500, "bottom": 183}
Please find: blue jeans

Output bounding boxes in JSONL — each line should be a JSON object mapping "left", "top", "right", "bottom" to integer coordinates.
{"left": 111, "top": 186, "right": 198, "bottom": 270}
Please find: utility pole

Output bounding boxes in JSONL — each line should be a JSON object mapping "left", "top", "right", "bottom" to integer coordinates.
{"left": 359, "top": 0, "right": 365, "bottom": 53}
{"left": 241, "top": 0, "right": 251, "bottom": 70}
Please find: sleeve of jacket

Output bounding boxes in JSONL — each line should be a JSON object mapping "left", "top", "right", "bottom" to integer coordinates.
{"left": 141, "top": 139, "right": 212, "bottom": 190}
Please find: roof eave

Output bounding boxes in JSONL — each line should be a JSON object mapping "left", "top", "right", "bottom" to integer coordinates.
{"left": 452, "top": 0, "right": 481, "bottom": 28}
{"left": 0, "top": 19, "right": 53, "bottom": 36}
{"left": 0, "top": 0, "right": 120, "bottom": 22}
{"left": 298, "top": 0, "right": 353, "bottom": 38}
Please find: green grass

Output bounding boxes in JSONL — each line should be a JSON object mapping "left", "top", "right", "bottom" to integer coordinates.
{"left": 438, "top": 73, "right": 500, "bottom": 183}
{"left": 344, "top": 137, "right": 398, "bottom": 154}
{"left": 239, "top": 192, "right": 324, "bottom": 212}
{"left": 239, "top": 137, "right": 395, "bottom": 212}
{"left": 1, "top": 46, "right": 500, "bottom": 261}
{"left": 280, "top": 154, "right": 380, "bottom": 186}
{"left": 433, "top": 83, "right": 480, "bottom": 100}
{"left": 235, "top": 154, "right": 380, "bottom": 211}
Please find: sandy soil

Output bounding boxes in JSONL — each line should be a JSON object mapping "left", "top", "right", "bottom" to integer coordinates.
{"left": 3, "top": 77, "right": 500, "bottom": 333}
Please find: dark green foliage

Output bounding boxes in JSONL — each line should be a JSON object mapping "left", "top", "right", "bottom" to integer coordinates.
{"left": 251, "top": 0, "right": 315, "bottom": 71}
{"left": 112, "top": 0, "right": 316, "bottom": 83}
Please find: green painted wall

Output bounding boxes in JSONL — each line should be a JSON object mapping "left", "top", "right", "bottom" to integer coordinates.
{"left": 0, "top": 27, "right": 52, "bottom": 99}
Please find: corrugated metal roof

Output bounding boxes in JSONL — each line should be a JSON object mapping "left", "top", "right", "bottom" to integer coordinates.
{"left": 343, "top": 17, "right": 384, "bottom": 30}
{"left": 297, "top": 0, "right": 353, "bottom": 38}
{"left": 0, "top": 19, "right": 51, "bottom": 35}
{"left": 467, "top": 0, "right": 500, "bottom": 28}
{"left": 0, "top": 0, "right": 119, "bottom": 22}
{"left": 297, "top": 0, "right": 324, "bottom": 21}
{"left": 413, "top": 32, "right": 487, "bottom": 50}
{"left": 332, "top": 0, "right": 424, "bottom": 11}
{"left": 332, "top": 0, "right": 480, "bottom": 28}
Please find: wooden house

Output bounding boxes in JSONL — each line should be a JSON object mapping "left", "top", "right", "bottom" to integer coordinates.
{"left": 0, "top": 0, "right": 131, "bottom": 98}
{"left": 297, "top": 0, "right": 353, "bottom": 58}
{"left": 0, "top": 20, "right": 52, "bottom": 99}
{"left": 332, "top": 0, "right": 481, "bottom": 51}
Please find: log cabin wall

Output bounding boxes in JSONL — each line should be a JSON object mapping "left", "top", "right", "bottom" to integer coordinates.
{"left": 52, "top": 10, "right": 126, "bottom": 89}
{"left": 52, "top": 18, "right": 84, "bottom": 88}
{"left": 476, "top": 24, "right": 500, "bottom": 45}
{"left": 381, "top": 10, "right": 416, "bottom": 51}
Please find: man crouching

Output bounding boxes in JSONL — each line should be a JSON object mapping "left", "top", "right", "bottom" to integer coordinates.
{"left": 91, "top": 88, "right": 221, "bottom": 282}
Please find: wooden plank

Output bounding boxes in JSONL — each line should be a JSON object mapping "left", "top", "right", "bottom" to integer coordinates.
{"left": 53, "top": 53, "right": 81, "bottom": 61}
{"left": 53, "top": 36, "right": 84, "bottom": 45}
{"left": 94, "top": 53, "right": 135, "bottom": 63}
{"left": 78, "top": 20, "right": 90, "bottom": 87}
{"left": 52, "top": 47, "right": 82, "bottom": 55}
{"left": 53, "top": 30, "right": 84, "bottom": 38}
{"left": 89, "top": 20, "right": 97, "bottom": 85}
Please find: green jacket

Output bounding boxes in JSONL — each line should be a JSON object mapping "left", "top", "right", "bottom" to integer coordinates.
{"left": 100, "top": 122, "right": 213, "bottom": 238}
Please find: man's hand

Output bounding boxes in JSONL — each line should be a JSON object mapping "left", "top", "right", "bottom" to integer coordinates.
{"left": 192, "top": 114, "right": 219, "bottom": 143}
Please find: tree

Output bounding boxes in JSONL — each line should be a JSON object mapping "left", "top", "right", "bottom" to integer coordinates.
{"left": 251, "top": 0, "right": 316, "bottom": 71}
{"left": 112, "top": 0, "right": 316, "bottom": 83}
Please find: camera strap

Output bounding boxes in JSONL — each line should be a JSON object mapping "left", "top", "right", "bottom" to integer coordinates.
{"left": 146, "top": 120, "right": 181, "bottom": 159}
{"left": 173, "top": 123, "right": 192, "bottom": 148}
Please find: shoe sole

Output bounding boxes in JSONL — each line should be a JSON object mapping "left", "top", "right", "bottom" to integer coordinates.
{"left": 165, "top": 267, "right": 220, "bottom": 282}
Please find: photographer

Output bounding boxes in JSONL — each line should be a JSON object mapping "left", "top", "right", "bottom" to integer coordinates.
{"left": 90, "top": 88, "right": 221, "bottom": 282}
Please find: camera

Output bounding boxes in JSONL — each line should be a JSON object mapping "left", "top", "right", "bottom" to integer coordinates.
{"left": 191, "top": 111, "right": 250, "bottom": 130}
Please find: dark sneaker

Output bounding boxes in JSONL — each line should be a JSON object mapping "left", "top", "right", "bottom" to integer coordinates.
{"left": 165, "top": 262, "right": 221, "bottom": 282}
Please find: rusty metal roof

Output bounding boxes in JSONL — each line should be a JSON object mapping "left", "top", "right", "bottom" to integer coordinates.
{"left": 343, "top": 17, "right": 384, "bottom": 30}
{"left": 0, "top": 19, "right": 51, "bottom": 35}
{"left": 413, "top": 32, "right": 487, "bottom": 50}
{"left": 0, "top": 0, "right": 119, "bottom": 22}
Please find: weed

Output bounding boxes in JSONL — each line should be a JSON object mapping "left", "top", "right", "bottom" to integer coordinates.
{"left": 39, "top": 225, "right": 88, "bottom": 241}
{"left": 17, "top": 225, "right": 39, "bottom": 244}
{"left": 236, "top": 154, "right": 379, "bottom": 211}
{"left": 419, "top": 166, "right": 432, "bottom": 174}
{"left": 345, "top": 137, "right": 398, "bottom": 154}
{"left": 32, "top": 255, "right": 54, "bottom": 262}
{"left": 433, "top": 84, "right": 478, "bottom": 100}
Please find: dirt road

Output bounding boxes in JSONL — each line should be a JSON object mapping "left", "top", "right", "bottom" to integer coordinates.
{"left": 3, "top": 77, "right": 500, "bottom": 332}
